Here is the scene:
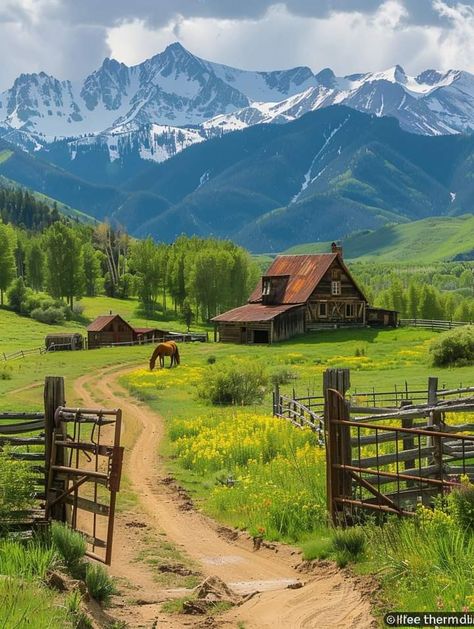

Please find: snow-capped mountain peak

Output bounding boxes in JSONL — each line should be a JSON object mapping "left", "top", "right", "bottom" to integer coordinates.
{"left": 1, "top": 44, "right": 474, "bottom": 167}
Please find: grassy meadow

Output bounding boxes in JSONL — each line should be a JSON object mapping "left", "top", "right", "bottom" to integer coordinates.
{"left": 2, "top": 297, "right": 474, "bottom": 616}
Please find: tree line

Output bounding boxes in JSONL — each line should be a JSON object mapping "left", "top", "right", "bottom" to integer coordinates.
{"left": 354, "top": 262, "right": 474, "bottom": 321}
{"left": 0, "top": 199, "right": 259, "bottom": 324}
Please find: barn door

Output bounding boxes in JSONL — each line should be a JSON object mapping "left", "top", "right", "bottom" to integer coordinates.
{"left": 45, "top": 406, "right": 123, "bottom": 565}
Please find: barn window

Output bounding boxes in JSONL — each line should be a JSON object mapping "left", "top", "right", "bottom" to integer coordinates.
{"left": 345, "top": 303, "right": 355, "bottom": 318}
{"left": 331, "top": 281, "right": 341, "bottom": 295}
{"left": 262, "top": 279, "right": 271, "bottom": 296}
{"left": 319, "top": 302, "right": 327, "bottom": 317}
{"left": 331, "top": 268, "right": 341, "bottom": 281}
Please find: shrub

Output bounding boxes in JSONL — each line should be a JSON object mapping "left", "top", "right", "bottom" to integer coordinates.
{"left": 51, "top": 522, "right": 86, "bottom": 575}
{"left": 450, "top": 481, "right": 474, "bottom": 531}
{"left": 0, "top": 366, "right": 12, "bottom": 380}
{"left": 199, "top": 360, "right": 269, "bottom": 405}
{"left": 6, "top": 277, "right": 31, "bottom": 313}
{"left": 430, "top": 325, "right": 474, "bottom": 366}
{"left": 72, "top": 301, "right": 84, "bottom": 316}
{"left": 270, "top": 367, "right": 297, "bottom": 386}
{"left": 0, "top": 446, "right": 35, "bottom": 525}
{"left": 207, "top": 355, "right": 216, "bottom": 365}
{"left": 85, "top": 563, "right": 116, "bottom": 605}
{"left": 330, "top": 527, "right": 366, "bottom": 561}
{"left": 31, "top": 306, "right": 65, "bottom": 325}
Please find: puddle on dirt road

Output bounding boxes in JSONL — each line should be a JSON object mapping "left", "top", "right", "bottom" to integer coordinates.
{"left": 201, "top": 555, "right": 245, "bottom": 566}
{"left": 229, "top": 578, "right": 301, "bottom": 594}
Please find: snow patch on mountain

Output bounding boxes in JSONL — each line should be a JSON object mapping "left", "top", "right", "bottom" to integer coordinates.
{"left": 2, "top": 43, "right": 474, "bottom": 166}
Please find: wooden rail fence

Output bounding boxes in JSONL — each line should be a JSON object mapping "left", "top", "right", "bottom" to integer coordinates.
{"left": 400, "top": 318, "right": 471, "bottom": 331}
{"left": 273, "top": 369, "right": 474, "bottom": 524}
{"left": 2, "top": 346, "right": 46, "bottom": 362}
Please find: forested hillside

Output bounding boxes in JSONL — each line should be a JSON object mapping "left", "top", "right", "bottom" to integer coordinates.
{"left": 0, "top": 183, "right": 258, "bottom": 323}
{"left": 2, "top": 107, "right": 474, "bottom": 251}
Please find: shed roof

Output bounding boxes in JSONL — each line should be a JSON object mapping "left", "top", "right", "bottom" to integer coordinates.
{"left": 86, "top": 314, "right": 133, "bottom": 332}
{"left": 212, "top": 303, "right": 302, "bottom": 323}
{"left": 248, "top": 254, "right": 338, "bottom": 304}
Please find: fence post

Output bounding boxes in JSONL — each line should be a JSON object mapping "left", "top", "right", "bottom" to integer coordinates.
{"left": 273, "top": 383, "right": 280, "bottom": 416}
{"left": 324, "top": 368, "right": 351, "bottom": 526}
{"left": 401, "top": 400, "right": 415, "bottom": 487}
{"left": 427, "top": 376, "right": 438, "bottom": 442}
{"left": 44, "top": 376, "right": 66, "bottom": 522}
{"left": 428, "top": 376, "right": 444, "bottom": 485}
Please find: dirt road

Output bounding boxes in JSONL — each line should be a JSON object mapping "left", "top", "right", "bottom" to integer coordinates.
{"left": 74, "top": 365, "right": 375, "bottom": 628}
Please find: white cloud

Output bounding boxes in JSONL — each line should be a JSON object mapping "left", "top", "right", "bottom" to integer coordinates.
{"left": 431, "top": 1, "right": 474, "bottom": 70}
{"left": 1, "top": 1, "right": 474, "bottom": 91}
{"left": 106, "top": 2, "right": 441, "bottom": 75}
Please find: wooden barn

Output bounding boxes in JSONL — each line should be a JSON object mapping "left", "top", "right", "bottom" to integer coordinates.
{"left": 212, "top": 244, "right": 397, "bottom": 344}
{"left": 87, "top": 314, "right": 167, "bottom": 349}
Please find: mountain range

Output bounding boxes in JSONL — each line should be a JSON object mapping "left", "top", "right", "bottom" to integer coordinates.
{"left": 2, "top": 44, "right": 474, "bottom": 253}
{"left": 2, "top": 42, "right": 474, "bottom": 176}
{"left": 2, "top": 105, "right": 474, "bottom": 252}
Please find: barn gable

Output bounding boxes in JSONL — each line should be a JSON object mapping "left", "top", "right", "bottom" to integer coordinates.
{"left": 212, "top": 245, "right": 396, "bottom": 344}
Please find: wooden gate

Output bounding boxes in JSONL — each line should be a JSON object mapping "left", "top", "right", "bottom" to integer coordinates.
{"left": 274, "top": 369, "right": 474, "bottom": 525}
{"left": 325, "top": 371, "right": 474, "bottom": 524}
{"left": 0, "top": 376, "right": 123, "bottom": 565}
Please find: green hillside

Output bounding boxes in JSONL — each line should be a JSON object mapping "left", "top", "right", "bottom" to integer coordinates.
{"left": 0, "top": 175, "right": 96, "bottom": 224}
{"left": 285, "top": 215, "right": 474, "bottom": 262}
{"left": 0, "top": 139, "right": 121, "bottom": 220}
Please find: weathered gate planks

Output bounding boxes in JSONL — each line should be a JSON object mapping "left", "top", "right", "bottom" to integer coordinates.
{"left": 0, "top": 376, "right": 123, "bottom": 564}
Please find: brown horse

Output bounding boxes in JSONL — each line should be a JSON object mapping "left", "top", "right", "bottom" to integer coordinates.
{"left": 149, "top": 341, "right": 180, "bottom": 370}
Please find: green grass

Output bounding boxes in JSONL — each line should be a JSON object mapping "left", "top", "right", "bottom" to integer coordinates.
{"left": 134, "top": 529, "right": 200, "bottom": 589}
{"left": 0, "top": 294, "right": 208, "bottom": 355}
{"left": 0, "top": 578, "right": 70, "bottom": 628}
{"left": 0, "top": 537, "right": 73, "bottom": 628}
{"left": 285, "top": 215, "right": 474, "bottom": 263}
{"left": 85, "top": 563, "right": 116, "bottom": 605}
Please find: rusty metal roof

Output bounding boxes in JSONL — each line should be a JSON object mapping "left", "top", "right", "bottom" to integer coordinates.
{"left": 212, "top": 303, "right": 302, "bottom": 323}
{"left": 86, "top": 314, "right": 133, "bottom": 332}
{"left": 248, "top": 254, "right": 339, "bottom": 304}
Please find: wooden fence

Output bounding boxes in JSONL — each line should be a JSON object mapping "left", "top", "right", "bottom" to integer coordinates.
{"left": 400, "top": 318, "right": 470, "bottom": 331}
{"left": 273, "top": 370, "right": 474, "bottom": 524}
{"left": 2, "top": 347, "right": 46, "bottom": 362}
{"left": 0, "top": 377, "right": 123, "bottom": 564}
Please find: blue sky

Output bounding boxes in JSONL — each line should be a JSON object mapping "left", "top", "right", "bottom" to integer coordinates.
{"left": 1, "top": 1, "right": 474, "bottom": 89}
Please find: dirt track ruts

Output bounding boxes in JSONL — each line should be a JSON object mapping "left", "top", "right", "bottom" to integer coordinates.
{"left": 74, "top": 365, "right": 375, "bottom": 628}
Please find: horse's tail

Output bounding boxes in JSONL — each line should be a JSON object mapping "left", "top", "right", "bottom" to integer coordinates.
{"left": 174, "top": 344, "right": 180, "bottom": 365}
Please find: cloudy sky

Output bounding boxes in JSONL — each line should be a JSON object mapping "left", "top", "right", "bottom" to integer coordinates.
{"left": 1, "top": 0, "right": 474, "bottom": 90}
